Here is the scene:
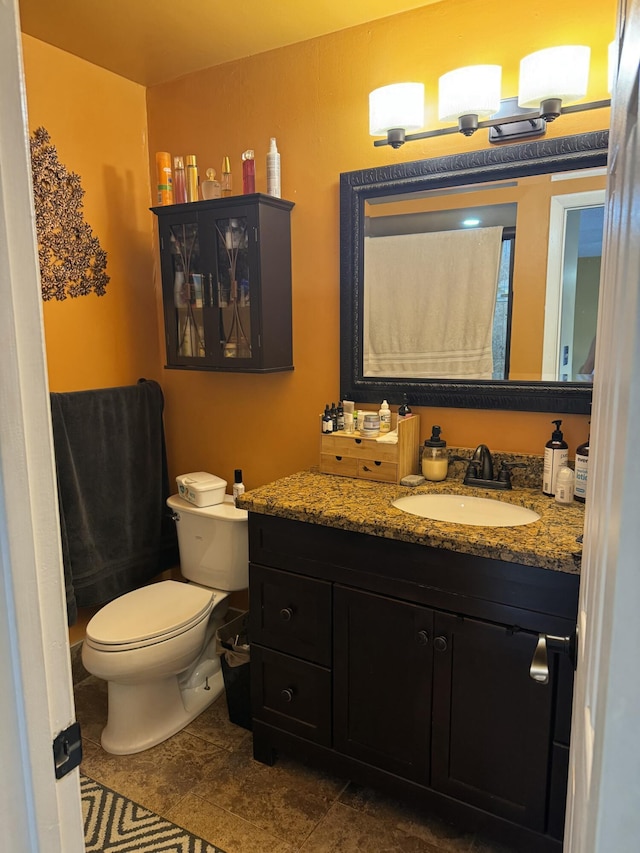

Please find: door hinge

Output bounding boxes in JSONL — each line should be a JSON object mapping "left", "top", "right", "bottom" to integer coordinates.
{"left": 53, "top": 722, "right": 82, "bottom": 779}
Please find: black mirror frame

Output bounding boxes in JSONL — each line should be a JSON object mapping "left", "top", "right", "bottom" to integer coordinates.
{"left": 340, "top": 130, "right": 608, "bottom": 413}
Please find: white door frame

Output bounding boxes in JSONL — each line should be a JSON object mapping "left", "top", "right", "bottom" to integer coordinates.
{"left": 566, "top": 1, "right": 640, "bottom": 850}
{"left": 0, "top": 2, "right": 84, "bottom": 850}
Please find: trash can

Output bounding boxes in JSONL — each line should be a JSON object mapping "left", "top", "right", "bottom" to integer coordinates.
{"left": 216, "top": 611, "right": 251, "bottom": 730}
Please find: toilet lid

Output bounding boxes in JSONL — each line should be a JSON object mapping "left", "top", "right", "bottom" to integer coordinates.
{"left": 86, "top": 580, "right": 214, "bottom": 648}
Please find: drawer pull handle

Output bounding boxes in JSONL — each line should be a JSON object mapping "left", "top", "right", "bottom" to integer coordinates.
{"left": 279, "top": 607, "right": 294, "bottom": 622}
{"left": 434, "top": 635, "right": 448, "bottom": 652}
{"left": 281, "top": 688, "right": 294, "bottom": 703}
{"left": 374, "top": 460, "right": 382, "bottom": 466}
{"left": 355, "top": 438, "right": 362, "bottom": 444}
{"left": 417, "top": 630, "right": 429, "bottom": 646}
{"left": 335, "top": 456, "right": 343, "bottom": 461}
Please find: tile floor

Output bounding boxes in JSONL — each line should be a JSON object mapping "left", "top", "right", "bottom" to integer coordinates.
{"left": 74, "top": 672, "right": 519, "bottom": 853}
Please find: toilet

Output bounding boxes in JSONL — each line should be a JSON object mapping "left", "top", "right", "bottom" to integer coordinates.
{"left": 82, "top": 492, "right": 248, "bottom": 755}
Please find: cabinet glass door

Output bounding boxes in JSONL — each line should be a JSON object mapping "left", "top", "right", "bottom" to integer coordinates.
{"left": 213, "top": 215, "right": 253, "bottom": 361}
{"left": 167, "top": 220, "right": 207, "bottom": 361}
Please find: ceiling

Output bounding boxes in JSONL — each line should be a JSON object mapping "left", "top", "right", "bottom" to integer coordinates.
{"left": 18, "top": 0, "right": 441, "bottom": 87}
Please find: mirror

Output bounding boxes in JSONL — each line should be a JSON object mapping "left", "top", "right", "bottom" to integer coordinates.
{"left": 340, "top": 130, "right": 608, "bottom": 413}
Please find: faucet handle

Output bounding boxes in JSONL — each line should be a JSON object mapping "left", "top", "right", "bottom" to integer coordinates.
{"left": 497, "top": 461, "right": 526, "bottom": 487}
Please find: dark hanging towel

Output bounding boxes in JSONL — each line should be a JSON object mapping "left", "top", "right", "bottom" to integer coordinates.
{"left": 51, "top": 379, "right": 178, "bottom": 626}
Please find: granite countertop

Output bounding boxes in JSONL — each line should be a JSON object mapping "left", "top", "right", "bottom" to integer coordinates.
{"left": 237, "top": 469, "right": 584, "bottom": 574}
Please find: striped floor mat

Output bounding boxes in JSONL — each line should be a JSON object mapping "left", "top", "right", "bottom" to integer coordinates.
{"left": 81, "top": 775, "right": 225, "bottom": 852}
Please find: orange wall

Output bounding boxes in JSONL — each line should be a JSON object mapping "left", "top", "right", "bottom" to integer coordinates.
{"left": 21, "top": 35, "right": 161, "bottom": 392}
{"left": 22, "top": 0, "right": 615, "bottom": 495}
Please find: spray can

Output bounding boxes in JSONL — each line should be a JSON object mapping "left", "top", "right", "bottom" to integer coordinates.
{"left": 155, "top": 152, "right": 173, "bottom": 205}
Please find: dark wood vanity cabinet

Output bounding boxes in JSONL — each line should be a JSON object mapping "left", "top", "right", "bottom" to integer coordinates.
{"left": 152, "top": 194, "right": 294, "bottom": 373}
{"left": 248, "top": 513, "right": 579, "bottom": 852}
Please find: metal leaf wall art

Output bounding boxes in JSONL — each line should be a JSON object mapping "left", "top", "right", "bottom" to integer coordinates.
{"left": 30, "top": 127, "right": 109, "bottom": 301}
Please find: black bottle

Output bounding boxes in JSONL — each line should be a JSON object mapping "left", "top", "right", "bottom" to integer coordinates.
{"left": 398, "top": 394, "right": 413, "bottom": 420}
{"left": 330, "top": 402, "right": 338, "bottom": 432}
{"left": 336, "top": 402, "right": 345, "bottom": 431}
{"left": 322, "top": 404, "right": 333, "bottom": 434}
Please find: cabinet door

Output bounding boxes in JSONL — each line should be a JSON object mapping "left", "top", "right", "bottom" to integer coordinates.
{"left": 333, "top": 585, "right": 433, "bottom": 783}
{"left": 205, "top": 204, "right": 259, "bottom": 368}
{"left": 431, "top": 612, "right": 554, "bottom": 831}
{"left": 158, "top": 211, "right": 216, "bottom": 367}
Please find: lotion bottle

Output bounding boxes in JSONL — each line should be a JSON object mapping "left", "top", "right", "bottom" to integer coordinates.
{"left": 266, "top": 137, "right": 281, "bottom": 197}
{"left": 543, "top": 419, "right": 569, "bottom": 496}
{"left": 574, "top": 432, "right": 590, "bottom": 502}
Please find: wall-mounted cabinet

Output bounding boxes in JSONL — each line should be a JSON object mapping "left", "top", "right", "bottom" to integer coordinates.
{"left": 152, "top": 194, "right": 294, "bottom": 373}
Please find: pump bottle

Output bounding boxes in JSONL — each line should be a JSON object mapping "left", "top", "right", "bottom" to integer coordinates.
{"left": 422, "top": 426, "right": 448, "bottom": 481}
{"left": 574, "top": 433, "right": 590, "bottom": 502}
{"left": 543, "top": 419, "right": 569, "bottom": 496}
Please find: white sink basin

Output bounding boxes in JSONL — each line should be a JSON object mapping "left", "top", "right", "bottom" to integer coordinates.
{"left": 392, "top": 493, "right": 540, "bottom": 527}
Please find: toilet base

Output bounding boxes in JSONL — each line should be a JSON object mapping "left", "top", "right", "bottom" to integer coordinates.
{"left": 101, "top": 667, "right": 224, "bottom": 755}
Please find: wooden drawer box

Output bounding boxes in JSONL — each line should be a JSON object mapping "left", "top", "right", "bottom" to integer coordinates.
{"left": 320, "top": 414, "right": 420, "bottom": 484}
{"left": 251, "top": 646, "right": 332, "bottom": 746}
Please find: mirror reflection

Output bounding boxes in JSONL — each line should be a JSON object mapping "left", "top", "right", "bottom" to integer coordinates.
{"left": 340, "top": 130, "right": 609, "bottom": 413}
{"left": 362, "top": 169, "right": 605, "bottom": 384}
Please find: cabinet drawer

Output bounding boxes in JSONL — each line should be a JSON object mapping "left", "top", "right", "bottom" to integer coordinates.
{"left": 321, "top": 434, "right": 398, "bottom": 462}
{"left": 320, "top": 453, "right": 359, "bottom": 477}
{"left": 249, "top": 564, "right": 332, "bottom": 666}
{"left": 251, "top": 646, "right": 331, "bottom": 746}
{"left": 357, "top": 458, "right": 398, "bottom": 483}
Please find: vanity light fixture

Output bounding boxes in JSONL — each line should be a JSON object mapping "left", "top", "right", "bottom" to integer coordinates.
{"left": 370, "top": 45, "right": 612, "bottom": 148}
{"left": 462, "top": 218, "right": 481, "bottom": 227}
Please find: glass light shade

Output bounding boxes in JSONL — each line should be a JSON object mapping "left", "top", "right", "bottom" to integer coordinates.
{"left": 369, "top": 83, "right": 425, "bottom": 135}
{"left": 608, "top": 40, "right": 617, "bottom": 93}
{"left": 518, "top": 46, "right": 590, "bottom": 108}
{"left": 438, "top": 65, "right": 502, "bottom": 121}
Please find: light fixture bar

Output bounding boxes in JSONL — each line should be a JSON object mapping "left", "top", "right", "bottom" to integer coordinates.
{"left": 373, "top": 98, "right": 611, "bottom": 147}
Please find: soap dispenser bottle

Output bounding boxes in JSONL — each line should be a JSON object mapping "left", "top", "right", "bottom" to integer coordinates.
{"left": 422, "top": 425, "right": 448, "bottom": 481}
{"left": 543, "top": 419, "right": 569, "bottom": 496}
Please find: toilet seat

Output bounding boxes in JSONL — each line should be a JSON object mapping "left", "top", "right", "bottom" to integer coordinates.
{"left": 85, "top": 581, "right": 215, "bottom": 652}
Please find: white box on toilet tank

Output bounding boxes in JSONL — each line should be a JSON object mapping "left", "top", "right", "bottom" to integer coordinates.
{"left": 176, "top": 472, "right": 227, "bottom": 507}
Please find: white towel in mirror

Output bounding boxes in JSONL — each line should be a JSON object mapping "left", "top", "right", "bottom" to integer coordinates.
{"left": 363, "top": 227, "right": 502, "bottom": 379}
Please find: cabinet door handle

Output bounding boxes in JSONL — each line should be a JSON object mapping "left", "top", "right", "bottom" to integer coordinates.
{"left": 434, "top": 635, "right": 448, "bottom": 652}
{"left": 207, "top": 273, "right": 214, "bottom": 307}
{"left": 530, "top": 633, "right": 576, "bottom": 684}
{"left": 280, "top": 688, "right": 294, "bottom": 703}
{"left": 279, "top": 607, "right": 293, "bottom": 622}
{"left": 417, "top": 630, "right": 429, "bottom": 645}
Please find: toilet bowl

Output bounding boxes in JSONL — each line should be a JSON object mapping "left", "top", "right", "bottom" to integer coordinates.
{"left": 82, "top": 492, "right": 248, "bottom": 754}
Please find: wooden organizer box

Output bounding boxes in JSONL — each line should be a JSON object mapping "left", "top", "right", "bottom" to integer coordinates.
{"left": 320, "top": 413, "right": 420, "bottom": 484}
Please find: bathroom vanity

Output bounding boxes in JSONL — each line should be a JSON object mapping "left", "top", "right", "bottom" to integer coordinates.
{"left": 240, "top": 471, "right": 583, "bottom": 852}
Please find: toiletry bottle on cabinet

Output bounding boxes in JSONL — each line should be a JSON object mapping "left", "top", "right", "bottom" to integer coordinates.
{"left": 266, "top": 137, "right": 281, "bottom": 197}
{"left": 185, "top": 154, "right": 199, "bottom": 202}
{"left": 233, "top": 469, "right": 245, "bottom": 504}
{"left": 173, "top": 156, "right": 187, "bottom": 203}
{"left": 242, "top": 149, "right": 255, "bottom": 194}
{"left": 543, "top": 420, "right": 568, "bottom": 496}
{"left": 221, "top": 156, "right": 232, "bottom": 196}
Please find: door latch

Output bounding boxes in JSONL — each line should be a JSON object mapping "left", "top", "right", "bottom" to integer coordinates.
{"left": 53, "top": 722, "right": 82, "bottom": 779}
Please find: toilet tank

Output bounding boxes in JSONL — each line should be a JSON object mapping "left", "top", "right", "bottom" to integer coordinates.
{"left": 166, "top": 494, "right": 248, "bottom": 590}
